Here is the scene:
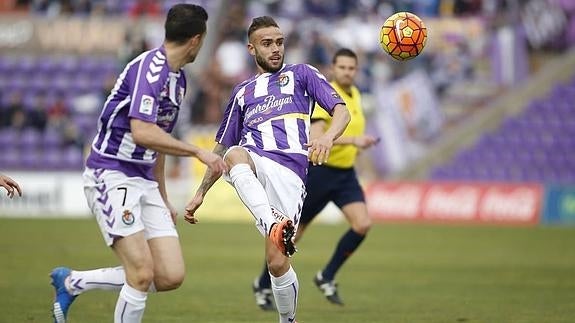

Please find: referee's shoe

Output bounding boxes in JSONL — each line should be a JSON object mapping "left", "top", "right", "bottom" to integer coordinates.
{"left": 314, "top": 271, "right": 344, "bottom": 305}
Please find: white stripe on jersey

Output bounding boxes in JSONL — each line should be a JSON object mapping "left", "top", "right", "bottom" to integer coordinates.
{"left": 218, "top": 86, "right": 246, "bottom": 144}
{"left": 118, "top": 132, "right": 137, "bottom": 159}
{"left": 129, "top": 50, "right": 154, "bottom": 114}
{"left": 284, "top": 118, "right": 303, "bottom": 152}
{"left": 143, "top": 148, "right": 154, "bottom": 161}
{"left": 259, "top": 122, "right": 277, "bottom": 150}
{"left": 254, "top": 74, "right": 270, "bottom": 98}
{"left": 245, "top": 131, "right": 255, "bottom": 146}
{"left": 280, "top": 71, "right": 295, "bottom": 95}
{"left": 96, "top": 96, "right": 130, "bottom": 153}
{"left": 306, "top": 64, "right": 327, "bottom": 80}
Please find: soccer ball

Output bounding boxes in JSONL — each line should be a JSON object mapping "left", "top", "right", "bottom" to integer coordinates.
{"left": 380, "top": 12, "right": 427, "bottom": 61}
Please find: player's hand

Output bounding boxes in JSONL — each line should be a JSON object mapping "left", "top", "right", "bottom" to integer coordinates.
{"left": 306, "top": 134, "right": 334, "bottom": 166}
{"left": 197, "top": 150, "right": 227, "bottom": 178}
{"left": 353, "top": 135, "right": 380, "bottom": 150}
{"left": 165, "top": 200, "right": 178, "bottom": 225}
{"left": 0, "top": 174, "right": 22, "bottom": 199}
{"left": 184, "top": 194, "right": 204, "bottom": 224}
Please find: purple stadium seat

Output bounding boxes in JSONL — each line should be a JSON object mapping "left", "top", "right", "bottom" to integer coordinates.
{"left": 20, "top": 149, "right": 40, "bottom": 169}
{"left": 42, "top": 129, "right": 62, "bottom": 148}
{"left": 62, "top": 147, "right": 84, "bottom": 169}
{"left": 19, "top": 129, "right": 42, "bottom": 148}
{"left": 0, "top": 148, "right": 19, "bottom": 169}
{"left": 74, "top": 114, "right": 97, "bottom": 133}
{"left": 0, "top": 129, "right": 19, "bottom": 148}
{"left": 42, "top": 149, "right": 62, "bottom": 169}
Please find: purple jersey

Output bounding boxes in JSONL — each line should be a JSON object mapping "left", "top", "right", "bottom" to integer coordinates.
{"left": 216, "top": 64, "right": 345, "bottom": 181}
{"left": 86, "top": 46, "right": 186, "bottom": 180}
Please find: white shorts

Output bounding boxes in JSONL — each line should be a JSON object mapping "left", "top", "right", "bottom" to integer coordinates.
{"left": 83, "top": 168, "right": 178, "bottom": 246}
{"left": 224, "top": 147, "right": 307, "bottom": 236}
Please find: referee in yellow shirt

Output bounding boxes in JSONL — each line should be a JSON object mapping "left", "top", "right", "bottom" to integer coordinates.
{"left": 252, "top": 48, "right": 379, "bottom": 309}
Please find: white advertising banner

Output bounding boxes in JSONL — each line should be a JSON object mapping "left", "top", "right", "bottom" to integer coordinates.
{"left": 0, "top": 172, "right": 90, "bottom": 217}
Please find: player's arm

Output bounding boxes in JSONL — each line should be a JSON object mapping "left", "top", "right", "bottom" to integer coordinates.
{"left": 131, "top": 119, "right": 201, "bottom": 157}
{"left": 308, "top": 104, "right": 350, "bottom": 165}
{"left": 302, "top": 64, "right": 350, "bottom": 164}
{"left": 311, "top": 120, "right": 378, "bottom": 149}
{"left": 131, "top": 119, "right": 225, "bottom": 176}
{"left": 322, "top": 103, "right": 350, "bottom": 142}
{"left": 153, "top": 153, "right": 178, "bottom": 223}
{"left": 184, "top": 143, "right": 228, "bottom": 224}
{"left": 184, "top": 84, "right": 243, "bottom": 224}
{"left": 0, "top": 173, "right": 22, "bottom": 198}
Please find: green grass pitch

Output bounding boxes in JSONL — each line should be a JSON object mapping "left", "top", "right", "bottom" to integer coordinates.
{"left": 0, "top": 218, "right": 574, "bottom": 322}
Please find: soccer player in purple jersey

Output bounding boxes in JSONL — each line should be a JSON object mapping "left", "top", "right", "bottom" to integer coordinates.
{"left": 254, "top": 48, "right": 378, "bottom": 308}
{"left": 49, "top": 4, "right": 226, "bottom": 323}
{"left": 0, "top": 173, "right": 22, "bottom": 198}
{"left": 184, "top": 16, "right": 350, "bottom": 323}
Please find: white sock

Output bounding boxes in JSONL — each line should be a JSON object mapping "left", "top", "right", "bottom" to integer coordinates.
{"left": 229, "top": 164, "right": 276, "bottom": 235}
{"left": 271, "top": 266, "right": 299, "bottom": 323}
{"left": 68, "top": 267, "right": 156, "bottom": 295}
{"left": 114, "top": 284, "right": 147, "bottom": 323}
{"left": 68, "top": 267, "right": 124, "bottom": 295}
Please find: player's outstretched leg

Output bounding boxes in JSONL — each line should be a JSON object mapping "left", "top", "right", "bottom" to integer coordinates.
{"left": 269, "top": 219, "right": 297, "bottom": 257}
{"left": 314, "top": 271, "right": 344, "bottom": 305}
{"left": 51, "top": 267, "right": 77, "bottom": 323}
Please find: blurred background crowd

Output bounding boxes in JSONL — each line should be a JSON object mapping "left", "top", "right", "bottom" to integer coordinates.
{"left": 0, "top": 0, "right": 574, "bottom": 185}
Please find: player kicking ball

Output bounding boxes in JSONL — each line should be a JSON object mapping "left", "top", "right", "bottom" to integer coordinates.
{"left": 184, "top": 16, "right": 350, "bottom": 323}
{"left": 253, "top": 48, "right": 378, "bottom": 308}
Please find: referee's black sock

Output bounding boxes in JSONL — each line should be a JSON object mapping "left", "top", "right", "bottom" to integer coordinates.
{"left": 258, "top": 261, "right": 272, "bottom": 289}
{"left": 322, "top": 229, "right": 366, "bottom": 281}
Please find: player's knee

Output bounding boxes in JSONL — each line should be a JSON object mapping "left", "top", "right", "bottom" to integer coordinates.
{"left": 127, "top": 267, "right": 154, "bottom": 291}
{"left": 224, "top": 147, "right": 247, "bottom": 166}
{"left": 155, "top": 271, "right": 185, "bottom": 291}
{"left": 266, "top": 252, "right": 289, "bottom": 277}
{"left": 352, "top": 216, "right": 372, "bottom": 235}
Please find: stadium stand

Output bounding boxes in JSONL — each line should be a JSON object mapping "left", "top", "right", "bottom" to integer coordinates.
{"left": 431, "top": 75, "right": 575, "bottom": 183}
{"left": 0, "top": 55, "right": 119, "bottom": 170}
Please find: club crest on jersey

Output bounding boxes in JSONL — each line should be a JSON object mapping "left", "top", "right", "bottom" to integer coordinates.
{"left": 122, "top": 210, "right": 135, "bottom": 225}
{"left": 278, "top": 74, "right": 290, "bottom": 87}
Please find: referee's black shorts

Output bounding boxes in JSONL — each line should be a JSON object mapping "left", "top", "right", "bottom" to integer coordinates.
{"left": 299, "top": 163, "right": 365, "bottom": 225}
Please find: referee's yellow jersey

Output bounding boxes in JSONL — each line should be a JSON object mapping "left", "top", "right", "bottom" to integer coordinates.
{"left": 312, "top": 81, "right": 365, "bottom": 168}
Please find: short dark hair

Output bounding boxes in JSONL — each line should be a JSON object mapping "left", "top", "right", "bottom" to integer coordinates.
{"left": 332, "top": 48, "right": 358, "bottom": 64}
{"left": 247, "top": 16, "right": 279, "bottom": 39}
{"left": 165, "top": 4, "right": 208, "bottom": 44}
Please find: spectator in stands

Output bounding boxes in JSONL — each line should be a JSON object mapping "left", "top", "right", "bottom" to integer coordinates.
{"left": 0, "top": 173, "right": 22, "bottom": 198}
{"left": 4, "top": 92, "right": 27, "bottom": 131}
{"left": 46, "top": 94, "right": 68, "bottom": 127}
{"left": 119, "top": 32, "right": 150, "bottom": 66}
{"left": 128, "top": 0, "right": 161, "bottom": 17}
{"left": 46, "top": 94, "right": 84, "bottom": 150}
{"left": 27, "top": 93, "right": 48, "bottom": 132}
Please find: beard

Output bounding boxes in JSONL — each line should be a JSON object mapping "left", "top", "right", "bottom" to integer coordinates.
{"left": 255, "top": 51, "right": 283, "bottom": 73}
